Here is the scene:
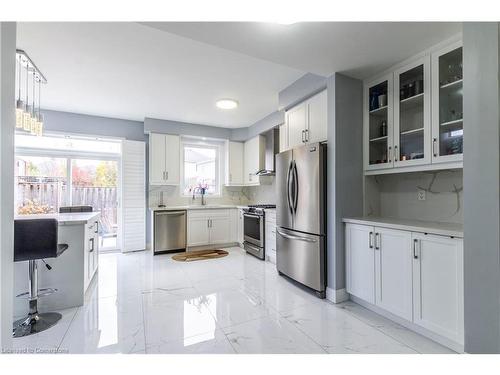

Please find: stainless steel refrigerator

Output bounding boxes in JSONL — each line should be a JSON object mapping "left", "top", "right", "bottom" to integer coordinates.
{"left": 276, "top": 142, "right": 326, "bottom": 298}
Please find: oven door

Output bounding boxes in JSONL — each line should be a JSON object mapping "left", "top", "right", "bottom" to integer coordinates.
{"left": 243, "top": 212, "right": 264, "bottom": 247}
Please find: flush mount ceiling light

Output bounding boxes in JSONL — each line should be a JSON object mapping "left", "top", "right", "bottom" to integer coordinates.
{"left": 216, "top": 99, "right": 239, "bottom": 110}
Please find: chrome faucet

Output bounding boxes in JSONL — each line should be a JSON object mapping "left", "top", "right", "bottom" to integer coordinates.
{"left": 192, "top": 187, "right": 207, "bottom": 206}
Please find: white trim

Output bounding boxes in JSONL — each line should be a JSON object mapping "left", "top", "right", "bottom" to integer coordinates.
{"left": 326, "top": 287, "right": 349, "bottom": 304}
{"left": 364, "top": 161, "right": 462, "bottom": 176}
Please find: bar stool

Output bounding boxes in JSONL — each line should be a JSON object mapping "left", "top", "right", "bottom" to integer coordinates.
{"left": 13, "top": 219, "right": 68, "bottom": 338}
{"left": 59, "top": 205, "right": 93, "bottom": 213}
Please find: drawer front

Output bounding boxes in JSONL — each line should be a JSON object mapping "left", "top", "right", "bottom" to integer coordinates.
{"left": 188, "top": 209, "right": 230, "bottom": 218}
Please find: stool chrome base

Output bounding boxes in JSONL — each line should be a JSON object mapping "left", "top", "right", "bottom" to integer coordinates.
{"left": 13, "top": 312, "right": 62, "bottom": 338}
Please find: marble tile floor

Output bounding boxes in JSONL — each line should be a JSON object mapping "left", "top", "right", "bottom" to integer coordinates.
{"left": 12, "top": 247, "right": 455, "bottom": 354}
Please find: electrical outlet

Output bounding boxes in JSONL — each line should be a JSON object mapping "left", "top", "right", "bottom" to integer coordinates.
{"left": 417, "top": 190, "right": 426, "bottom": 201}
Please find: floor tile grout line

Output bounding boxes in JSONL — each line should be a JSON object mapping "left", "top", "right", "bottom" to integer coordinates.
{"left": 334, "top": 304, "right": 422, "bottom": 354}
{"left": 56, "top": 307, "right": 79, "bottom": 352}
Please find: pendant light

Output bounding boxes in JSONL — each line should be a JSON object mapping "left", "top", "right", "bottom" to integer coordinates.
{"left": 15, "top": 56, "right": 25, "bottom": 128}
{"left": 22, "top": 62, "right": 31, "bottom": 132}
{"left": 36, "top": 77, "right": 43, "bottom": 136}
{"left": 15, "top": 50, "right": 47, "bottom": 136}
{"left": 30, "top": 72, "right": 37, "bottom": 135}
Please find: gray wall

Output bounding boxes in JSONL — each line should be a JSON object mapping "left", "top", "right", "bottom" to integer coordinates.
{"left": 43, "top": 110, "right": 145, "bottom": 141}
{"left": 326, "top": 73, "right": 364, "bottom": 291}
{"left": 463, "top": 22, "right": 500, "bottom": 354}
{"left": 279, "top": 72, "right": 327, "bottom": 111}
{"left": 0, "top": 22, "right": 16, "bottom": 350}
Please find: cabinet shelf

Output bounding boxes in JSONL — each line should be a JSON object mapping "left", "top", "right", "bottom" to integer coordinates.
{"left": 369, "top": 106, "right": 388, "bottom": 115}
{"left": 400, "top": 93, "right": 424, "bottom": 111}
{"left": 440, "top": 79, "right": 463, "bottom": 90}
{"left": 400, "top": 128, "right": 424, "bottom": 136}
{"left": 440, "top": 119, "right": 463, "bottom": 127}
{"left": 369, "top": 135, "right": 388, "bottom": 143}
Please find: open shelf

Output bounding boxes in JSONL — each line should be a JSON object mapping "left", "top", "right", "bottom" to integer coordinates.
{"left": 440, "top": 118, "right": 463, "bottom": 127}
{"left": 400, "top": 128, "right": 424, "bottom": 136}
{"left": 369, "top": 135, "right": 388, "bottom": 142}
{"left": 369, "top": 105, "right": 388, "bottom": 115}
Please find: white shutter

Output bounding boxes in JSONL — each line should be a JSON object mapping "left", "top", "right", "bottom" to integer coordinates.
{"left": 121, "top": 140, "right": 146, "bottom": 253}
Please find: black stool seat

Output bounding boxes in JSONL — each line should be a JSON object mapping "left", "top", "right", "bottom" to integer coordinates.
{"left": 59, "top": 205, "right": 93, "bottom": 213}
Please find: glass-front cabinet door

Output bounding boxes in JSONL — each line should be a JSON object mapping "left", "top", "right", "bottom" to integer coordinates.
{"left": 364, "top": 74, "right": 394, "bottom": 170}
{"left": 432, "top": 42, "right": 463, "bottom": 163}
{"left": 393, "top": 56, "right": 431, "bottom": 167}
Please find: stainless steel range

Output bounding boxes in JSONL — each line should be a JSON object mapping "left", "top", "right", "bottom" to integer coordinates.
{"left": 243, "top": 204, "right": 276, "bottom": 260}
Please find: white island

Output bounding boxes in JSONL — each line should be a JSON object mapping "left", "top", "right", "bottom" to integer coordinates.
{"left": 13, "top": 212, "right": 100, "bottom": 317}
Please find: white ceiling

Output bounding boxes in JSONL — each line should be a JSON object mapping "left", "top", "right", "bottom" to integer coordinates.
{"left": 142, "top": 22, "right": 462, "bottom": 78}
{"left": 17, "top": 22, "right": 462, "bottom": 128}
{"left": 17, "top": 22, "right": 304, "bottom": 127}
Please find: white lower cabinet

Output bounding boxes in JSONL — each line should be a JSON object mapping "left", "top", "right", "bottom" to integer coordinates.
{"left": 412, "top": 232, "right": 464, "bottom": 345}
{"left": 237, "top": 208, "right": 244, "bottom": 246}
{"left": 375, "top": 227, "right": 413, "bottom": 321}
{"left": 187, "top": 209, "right": 231, "bottom": 247}
{"left": 345, "top": 222, "right": 463, "bottom": 347}
{"left": 346, "top": 224, "right": 375, "bottom": 304}
{"left": 84, "top": 219, "right": 99, "bottom": 290}
{"left": 265, "top": 209, "right": 277, "bottom": 264}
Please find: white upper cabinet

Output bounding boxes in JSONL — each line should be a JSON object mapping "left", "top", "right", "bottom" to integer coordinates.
{"left": 149, "top": 133, "right": 180, "bottom": 185}
{"left": 226, "top": 141, "right": 244, "bottom": 185}
{"left": 286, "top": 102, "right": 308, "bottom": 149}
{"left": 283, "top": 89, "right": 328, "bottom": 152}
{"left": 307, "top": 89, "right": 328, "bottom": 144}
{"left": 363, "top": 40, "right": 463, "bottom": 175}
{"left": 431, "top": 41, "right": 463, "bottom": 164}
{"left": 244, "top": 135, "right": 265, "bottom": 185}
{"left": 412, "top": 233, "right": 464, "bottom": 345}
{"left": 393, "top": 56, "right": 431, "bottom": 168}
{"left": 364, "top": 74, "right": 394, "bottom": 171}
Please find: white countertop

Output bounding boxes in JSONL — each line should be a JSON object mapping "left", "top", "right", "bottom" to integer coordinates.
{"left": 149, "top": 205, "right": 248, "bottom": 211}
{"left": 342, "top": 216, "right": 463, "bottom": 238}
{"left": 15, "top": 212, "right": 101, "bottom": 225}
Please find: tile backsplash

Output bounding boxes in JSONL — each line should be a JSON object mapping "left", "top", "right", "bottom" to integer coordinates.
{"left": 148, "top": 178, "right": 277, "bottom": 207}
{"left": 365, "top": 170, "right": 463, "bottom": 224}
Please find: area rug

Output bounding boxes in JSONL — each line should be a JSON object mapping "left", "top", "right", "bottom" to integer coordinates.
{"left": 172, "top": 249, "right": 229, "bottom": 262}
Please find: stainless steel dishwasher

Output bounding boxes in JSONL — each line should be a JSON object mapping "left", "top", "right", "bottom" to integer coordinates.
{"left": 153, "top": 210, "right": 186, "bottom": 254}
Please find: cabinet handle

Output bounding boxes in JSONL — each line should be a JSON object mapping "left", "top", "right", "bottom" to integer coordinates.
{"left": 162, "top": 171, "right": 166, "bottom": 180}
{"left": 375, "top": 233, "right": 380, "bottom": 250}
{"left": 166, "top": 171, "right": 169, "bottom": 180}
{"left": 94, "top": 221, "right": 98, "bottom": 234}
{"left": 89, "top": 238, "right": 94, "bottom": 253}
{"left": 394, "top": 145, "right": 398, "bottom": 162}
{"left": 433, "top": 138, "right": 438, "bottom": 157}
{"left": 305, "top": 129, "right": 309, "bottom": 143}
{"left": 369, "top": 231, "right": 374, "bottom": 249}
{"left": 413, "top": 239, "right": 419, "bottom": 259}
{"left": 388, "top": 146, "right": 392, "bottom": 163}
{"left": 301, "top": 130, "right": 305, "bottom": 143}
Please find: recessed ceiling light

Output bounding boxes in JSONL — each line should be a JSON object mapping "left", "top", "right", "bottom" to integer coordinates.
{"left": 216, "top": 99, "right": 238, "bottom": 110}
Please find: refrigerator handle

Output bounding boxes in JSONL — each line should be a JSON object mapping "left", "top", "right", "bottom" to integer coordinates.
{"left": 286, "top": 160, "right": 294, "bottom": 216}
{"left": 292, "top": 161, "right": 299, "bottom": 214}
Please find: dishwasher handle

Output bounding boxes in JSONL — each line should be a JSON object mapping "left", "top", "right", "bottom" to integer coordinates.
{"left": 155, "top": 211, "right": 186, "bottom": 216}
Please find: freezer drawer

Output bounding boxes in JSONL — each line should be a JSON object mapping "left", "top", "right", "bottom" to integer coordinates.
{"left": 154, "top": 210, "right": 186, "bottom": 254}
{"left": 276, "top": 227, "right": 325, "bottom": 294}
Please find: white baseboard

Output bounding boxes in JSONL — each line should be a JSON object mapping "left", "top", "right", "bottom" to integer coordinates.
{"left": 326, "top": 287, "right": 349, "bottom": 304}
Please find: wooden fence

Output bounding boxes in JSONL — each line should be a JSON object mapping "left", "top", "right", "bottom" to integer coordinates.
{"left": 17, "top": 176, "right": 117, "bottom": 234}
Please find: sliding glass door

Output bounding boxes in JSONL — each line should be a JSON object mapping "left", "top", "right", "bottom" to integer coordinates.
{"left": 15, "top": 133, "right": 121, "bottom": 252}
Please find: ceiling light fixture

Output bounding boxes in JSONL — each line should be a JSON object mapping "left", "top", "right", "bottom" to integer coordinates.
{"left": 216, "top": 99, "right": 239, "bottom": 110}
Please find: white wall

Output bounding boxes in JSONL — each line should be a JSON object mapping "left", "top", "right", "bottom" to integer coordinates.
{"left": 365, "top": 170, "right": 463, "bottom": 224}
{"left": 0, "top": 22, "right": 16, "bottom": 351}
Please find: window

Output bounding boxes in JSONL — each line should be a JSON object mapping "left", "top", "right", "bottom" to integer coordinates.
{"left": 181, "top": 141, "right": 221, "bottom": 196}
